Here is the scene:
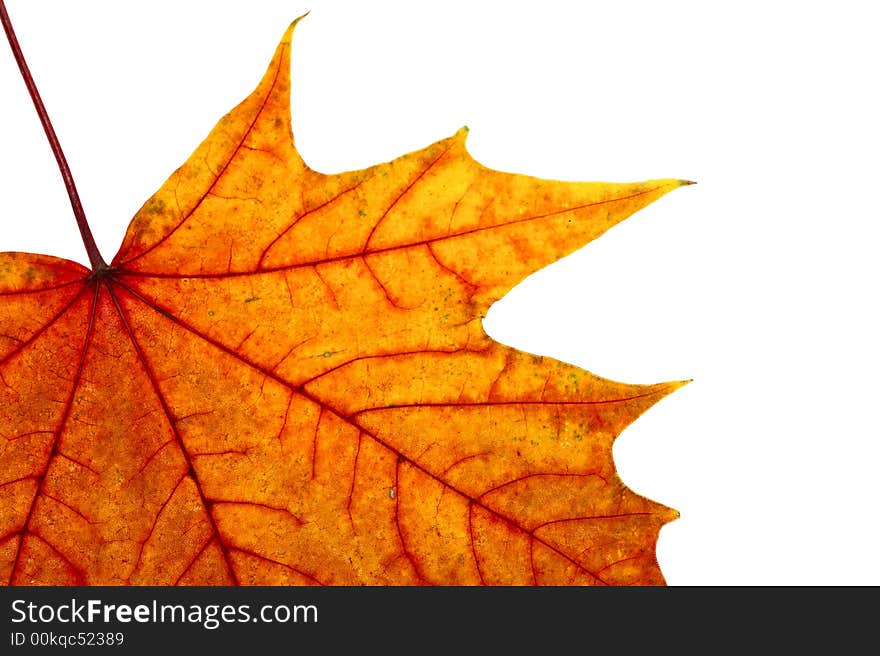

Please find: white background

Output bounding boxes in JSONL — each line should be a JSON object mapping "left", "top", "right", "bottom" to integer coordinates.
{"left": 1, "top": 1, "right": 877, "bottom": 585}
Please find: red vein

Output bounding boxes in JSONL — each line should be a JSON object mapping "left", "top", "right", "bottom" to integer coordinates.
{"left": 126, "top": 440, "right": 174, "bottom": 486}
{"left": 362, "top": 255, "right": 421, "bottom": 310}
{"left": 0, "top": 278, "right": 86, "bottom": 297}
{"left": 426, "top": 243, "right": 478, "bottom": 289}
{"left": 297, "top": 347, "right": 467, "bottom": 388}
{"left": 0, "top": 475, "right": 38, "bottom": 490}
{"left": 257, "top": 180, "right": 365, "bottom": 269}
{"left": 174, "top": 537, "right": 215, "bottom": 585}
{"left": 42, "top": 491, "right": 95, "bottom": 525}
{"left": 0, "top": 286, "right": 88, "bottom": 367}
{"left": 346, "top": 432, "right": 362, "bottom": 528}
{"left": 467, "top": 503, "right": 486, "bottom": 585}
{"left": 350, "top": 391, "right": 666, "bottom": 415}
{"left": 104, "top": 282, "right": 240, "bottom": 585}
{"left": 230, "top": 546, "right": 324, "bottom": 586}
{"left": 598, "top": 554, "right": 643, "bottom": 575}
{"left": 274, "top": 395, "right": 293, "bottom": 443}
{"left": 478, "top": 472, "right": 609, "bottom": 501}
{"left": 128, "top": 472, "right": 188, "bottom": 581}
{"left": 362, "top": 145, "right": 453, "bottom": 252}
{"left": 54, "top": 451, "right": 99, "bottom": 477}
{"left": 532, "top": 512, "right": 655, "bottom": 533}
{"left": 311, "top": 408, "right": 323, "bottom": 481}
{"left": 394, "top": 459, "right": 426, "bottom": 584}
{"left": 440, "top": 451, "right": 492, "bottom": 478}
{"left": 529, "top": 536, "right": 538, "bottom": 585}
{"left": 28, "top": 532, "right": 85, "bottom": 584}
{"left": 4, "top": 430, "right": 53, "bottom": 443}
{"left": 8, "top": 283, "right": 98, "bottom": 584}
{"left": 210, "top": 500, "right": 304, "bottom": 526}
{"left": 119, "top": 187, "right": 661, "bottom": 280}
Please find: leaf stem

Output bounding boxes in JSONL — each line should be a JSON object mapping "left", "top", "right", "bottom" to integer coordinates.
{"left": 0, "top": 0, "right": 107, "bottom": 271}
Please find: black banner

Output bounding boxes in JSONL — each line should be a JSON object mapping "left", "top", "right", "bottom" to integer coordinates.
{"left": 0, "top": 585, "right": 867, "bottom": 651}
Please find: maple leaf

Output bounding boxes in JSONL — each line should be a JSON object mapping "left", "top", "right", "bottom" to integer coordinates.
{"left": 0, "top": 16, "right": 691, "bottom": 586}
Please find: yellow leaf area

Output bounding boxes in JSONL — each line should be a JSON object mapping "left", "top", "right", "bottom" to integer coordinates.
{"left": 0, "top": 19, "right": 688, "bottom": 586}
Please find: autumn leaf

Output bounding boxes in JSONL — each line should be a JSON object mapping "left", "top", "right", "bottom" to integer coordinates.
{"left": 0, "top": 15, "right": 691, "bottom": 586}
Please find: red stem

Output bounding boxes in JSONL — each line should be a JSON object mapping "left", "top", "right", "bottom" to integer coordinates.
{"left": 0, "top": 0, "right": 107, "bottom": 271}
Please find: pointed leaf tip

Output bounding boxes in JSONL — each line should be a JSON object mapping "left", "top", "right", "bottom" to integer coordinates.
{"left": 291, "top": 12, "right": 311, "bottom": 29}
{"left": 278, "top": 12, "right": 309, "bottom": 48}
{"left": 664, "top": 379, "right": 692, "bottom": 394}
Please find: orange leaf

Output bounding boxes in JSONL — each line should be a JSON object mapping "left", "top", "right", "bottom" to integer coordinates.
{"left": 1, "top": 18, "right": 690, "bottom": 586}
